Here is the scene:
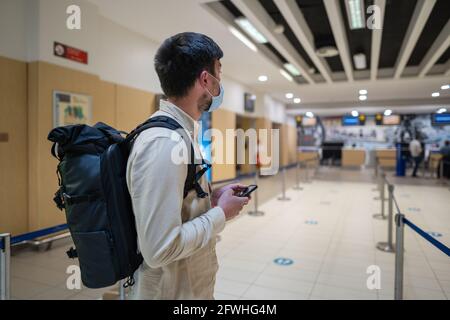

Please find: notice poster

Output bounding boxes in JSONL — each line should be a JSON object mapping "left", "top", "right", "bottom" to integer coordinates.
{"left": 53, "top": 91, "right": 92, "bottom": 128}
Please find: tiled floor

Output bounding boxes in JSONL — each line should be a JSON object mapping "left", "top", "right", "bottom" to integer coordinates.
{"left": 7, "top": 167, "right": 450, "bottom": 300}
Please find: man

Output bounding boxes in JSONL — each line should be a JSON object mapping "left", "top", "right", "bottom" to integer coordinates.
{"left": 438, "top": 140, "right": 450, "bottom": 179}
{"left": 126, "top": 32, "right": 250, "bottom": 300}
{"left": 409, "top": 137, "right": 423, "bottom": 177}
{"left": 440, "top": 140, "right": 450, "bottom": 158}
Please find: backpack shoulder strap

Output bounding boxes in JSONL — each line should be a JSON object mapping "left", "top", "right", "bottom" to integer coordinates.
{"left": 127, "top": 116, "right": 210, "bottom": 199}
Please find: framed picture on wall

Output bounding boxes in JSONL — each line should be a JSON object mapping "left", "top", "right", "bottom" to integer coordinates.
{"left": 53, "top": 91, "right": 92, "bottom": 128}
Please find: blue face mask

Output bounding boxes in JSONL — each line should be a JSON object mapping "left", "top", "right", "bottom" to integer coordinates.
{"left": 205, "top": 73, "right": 224, "bottom": 112}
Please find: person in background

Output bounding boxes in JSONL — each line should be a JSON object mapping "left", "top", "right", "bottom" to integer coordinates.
{"left": 438, "top": 140, "right": 450, "bottom": 179}
{"left": 440, "top": 140, "right": 450, "bottom": 158}
{"left": 409, "top": 137, "right": 423, "bottom": 178}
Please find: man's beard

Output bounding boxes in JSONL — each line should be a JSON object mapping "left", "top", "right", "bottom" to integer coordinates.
{"left": 198, "top": 96, "right": 212, "bottom": 113}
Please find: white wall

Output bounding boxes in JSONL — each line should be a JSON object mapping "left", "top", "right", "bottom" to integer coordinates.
{"left": 1, "top": 0, "right": 288, "bottom": 122}
{"left": 36, "top": 0, "right": 100, "bottom": 73}
{"left": 0, "top": 0, "right": 27, "bottom": 61}
{"left": 97, "top": 17, "right": 162, "bottom": 93}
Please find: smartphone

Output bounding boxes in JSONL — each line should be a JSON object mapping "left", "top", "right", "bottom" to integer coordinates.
{"left": 237, "top": 185, "right": 258, "bottom": 197}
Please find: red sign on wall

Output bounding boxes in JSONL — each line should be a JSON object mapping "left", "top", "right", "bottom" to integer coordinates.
{"left": 53, "top": 42, "right": 88, "bottom": 65}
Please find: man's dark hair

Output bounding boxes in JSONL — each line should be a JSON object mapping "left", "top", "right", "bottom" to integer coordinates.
{"left": 154, "top": 32, "right": 223, "bottom": 98}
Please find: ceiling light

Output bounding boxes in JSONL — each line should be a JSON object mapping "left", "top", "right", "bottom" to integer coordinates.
{"left": 432, "top": 92, "right": 440, "bottom": 97}
{"left": 228, "top": 26, "right": 258, "bottom": 53}
{"left": 258, "top": 75, "right": 268, "bottom": 82}
{"left": 316, "top": 46, "right": 339, "bottom": 58}
{"left": 274, "top": 24, "right": 285, "bottom": 34}
{"left": 285, "top": 93, "right": 294, "bottom": 99}
{"left": 359, "top": 95, "right": 367, "bottom": 101}
{"left": 235, "top": 17, "right": 268, "bottom": 44}
{"left": 359, "top": 89, "right": 368, "bottom": 95}
{"left": 441, "top": 85, "right": 449, "bottom": 90}
{"left": 437, "top": 108, "right": 447, "bottom": 114}
{"left": 351, "top": 110, "right": 359, "bottom": 117}
{"left": 384, "top": 109, "right": 392, "bottom": 116}
{"left": 280, "top": 69, "right": 293, "bottom": 82}
{"left": 306, "top": 111, "right": 314, "bottom": 118}
{"left": 353, "top": 53, "right": 367, "bottom": 70}
{"left": 294, "top": 98, "right": 301, "bottom": 104}
{"left": 344, "top": 0, "right": 365, "bottom": 30}
{"left": 284, "top": 63, "right": 301, "bottom": 76}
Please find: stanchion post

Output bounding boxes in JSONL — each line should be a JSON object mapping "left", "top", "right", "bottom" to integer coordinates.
{"left": 248, "top": 166, "right": 264, "bottom": 216}
{"left": 305, "top": 161, "right": 311, "bottom": 183}
{"left": 374, "top": 157, "right": 379, "bottom": 178}
{"left": 438, "top": 160, "right": 447, "bottom": 186}
{"left": 376, "top": 184, "right": 395, "bottom": 252}
{"left": 0, "top": 233, "right": 11, "bottom": 300}
{"left": 394, "top": 214, "right": 405, "bottom": 300}
{"left": 277, "top": 167, "right": 291, "bottom": 201}
{"left": 373, "top": 173, "right": 387, "bottom": 219}
{"left": 293, "top": 161, "right": 303, "bottom": 191}
{"left": 118, "top": 280, "right": 126, "bottom": 300}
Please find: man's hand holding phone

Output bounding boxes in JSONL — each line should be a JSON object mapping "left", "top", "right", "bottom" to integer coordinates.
{"left": 213, "top": 183, "right": 256, "bottom": 221}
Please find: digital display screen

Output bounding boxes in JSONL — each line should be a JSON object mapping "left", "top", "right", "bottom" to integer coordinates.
{"left": 432, "top": 113, "right": 450, "bottom": 126}
{"left": 302, "top": 117, "right": 317, "bottom": 127}
{"left": 342, "top": 116, "right": 359, "bottom": 126}
{"left": 342, "top": 115, "right": 366, "bottom": 126}
{"left": 383, "top": 115, "right": 401, "bottom": 125}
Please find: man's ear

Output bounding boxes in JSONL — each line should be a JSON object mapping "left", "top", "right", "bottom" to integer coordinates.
{"left": 199, "top": 70, "right": 209, "bottom": 87}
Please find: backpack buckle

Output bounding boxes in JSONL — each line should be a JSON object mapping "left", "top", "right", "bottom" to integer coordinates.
{"left": 66, "top": 247, "right": 78, "bottom": 259}
{"left": 53, "top": 188, "right": 65, "bottom": 211}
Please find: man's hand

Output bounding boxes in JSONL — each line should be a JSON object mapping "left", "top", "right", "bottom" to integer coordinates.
{"left": 211, "top": 183, "right": 247, "bottom": 207}
{"left": 217, "top": 189, "right": 249, "bottom": 221}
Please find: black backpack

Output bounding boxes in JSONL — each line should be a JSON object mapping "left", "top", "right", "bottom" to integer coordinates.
{"left": 48, "top": 116, "right": 210, "bottom": 289}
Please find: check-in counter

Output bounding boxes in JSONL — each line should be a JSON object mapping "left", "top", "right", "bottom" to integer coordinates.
{"left": 342, "top": 148, "right": 366, "bottom": 167}
{"left": 429, "top": 153, "right": 443, "bottom": 175}
{"left": 297, "top": 151, "right": 320, "bottom": 167}
{"left": 375, "top": 149, "right": 396, "bottom": 168}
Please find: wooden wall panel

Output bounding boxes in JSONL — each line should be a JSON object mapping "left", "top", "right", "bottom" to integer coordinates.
{"left": 255, "top": 117, "right": 273, "bottom": 171}
{"left": 28, "top": 61, "right": 103, "bottom": 230}
{"left": 287, "top": 124, "right": 298, "bottom": 164}
{"left": 95, "top": 81, "right": 116, "bottom": 127}
{"left": 0, "top": 56, "right": 28, "bottom": 235}
{"left": 211, "top": 108, "right": 236, "bottom": 182}
{"left": 116, "top": 85, "right": 155, "bottom": 133}
{"left": 236, "top": 116, "right": 256, "bottom": 175}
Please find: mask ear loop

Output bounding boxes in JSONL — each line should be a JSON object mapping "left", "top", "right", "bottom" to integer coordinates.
{"left": 204, "top": 72, "right": 221, "bottom": 98}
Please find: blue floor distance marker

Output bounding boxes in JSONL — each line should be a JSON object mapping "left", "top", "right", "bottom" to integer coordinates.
{"left": 274, "top": 258, "right": 294, "bottom": 266}
{"left": 427, "top": 232, "right": 443, "bottom": 238}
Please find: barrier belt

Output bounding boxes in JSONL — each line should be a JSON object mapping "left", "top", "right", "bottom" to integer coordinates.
{"left": 0, "top": 224, "right": 68, "bottom": 250}
{"left": 403, "top": 217, "right": 450, "bottom": 257}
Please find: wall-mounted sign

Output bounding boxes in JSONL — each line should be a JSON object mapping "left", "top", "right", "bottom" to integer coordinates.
{"left": 0, "top": 132, "right": 9, "bottom": 143}
{"left": 54, "top": 41, "right": 88, "bottom": 64}
{"left": 53, "top": 91, "right": 92, "bottom": 128}
{"left": 244, "top": 93, "right": 256, "bottom": 113}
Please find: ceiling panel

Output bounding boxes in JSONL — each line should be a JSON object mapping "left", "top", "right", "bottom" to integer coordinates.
{"left": 339, "top": 0, "right": 374, "bottom": 71}
{"left": 296, "top": 0, "right": 345, "bottom": 72}
{"left": 378, "top": 0, "right": 418, "bottom": 69}
{"left": 258, "top": 0, "right": 317, "bottom": 73}
{"left": 219, "top": 0, "right": 242, "bottom": 18}
{"left": 407, "top": 0, "right": 450, "bottom": 66}
{"left": 437, "top": 47, "right": 450, "bottom": 64}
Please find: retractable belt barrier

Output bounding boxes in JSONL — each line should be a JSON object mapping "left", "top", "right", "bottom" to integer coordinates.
{"left": 0, "top": 224, "right": 69, "bottom": 300}
{"left": 394, "top": 212, "right": 450, "bottom": 300}
{"left": 402, "top": 217, "right": 450, "bottom": 257}
{"left": 370, "top": 177, "right": 450, "bottom": 300}
{"left": 0, "top": 233, "right": 11, "bottom": 300}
